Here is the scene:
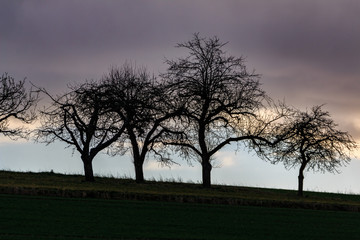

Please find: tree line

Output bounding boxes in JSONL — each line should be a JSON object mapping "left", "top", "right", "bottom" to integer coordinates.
{"left": 1, "top": 34, "right": 357, "bottom": 196}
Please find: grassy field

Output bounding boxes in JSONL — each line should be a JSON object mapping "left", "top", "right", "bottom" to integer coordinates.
{"left": 1, "top": 171, "right": 360, "bottom": 239}
{"left": 1, "top": 193, "right": 360, "bottom": 240}
{"left": 1, "top": 171, "right": 360, "bottom": 211}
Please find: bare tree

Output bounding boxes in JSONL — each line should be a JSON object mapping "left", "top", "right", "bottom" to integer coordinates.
{"left": 101, "top": 64, "right": 181, "bottom": 183}
{"left": 36, "top": 82, "right": 125, "bottom": 182}
{"left": 162, "top": 34, "right": 272, "bottom": 187}
{"left": 263, "top": 105, "right": 357, "bottom": 196}
{"left": 0, "top": 73, "right": 38, "bottom": 139}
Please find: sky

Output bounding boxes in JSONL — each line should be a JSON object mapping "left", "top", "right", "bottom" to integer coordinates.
{"left": 1, "top": 0, "right": 360, "bottom": 194}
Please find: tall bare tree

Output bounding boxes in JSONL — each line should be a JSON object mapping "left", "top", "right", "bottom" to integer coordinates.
{"left": 101, "top": 64, "right": 181, "bottom": 183}
{"left": 263, "top": 105, "right": 357, "bottom": 196}
{"left": 162, "top": 34, "right": 272, "bottom": 187}
{"left": 0, "top": 73, "right": 38, "bottom": 139}
{"left": 36, "top": 82, "right": 125, "bottom": 182}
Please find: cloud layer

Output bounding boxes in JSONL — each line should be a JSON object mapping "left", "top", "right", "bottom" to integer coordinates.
{"left": 1, "top": 0, "right": 359, "bottom": 132}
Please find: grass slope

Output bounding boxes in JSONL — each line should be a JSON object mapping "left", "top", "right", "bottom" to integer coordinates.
{"left": 1, "top": 171, "right": 360, "bottom": 211}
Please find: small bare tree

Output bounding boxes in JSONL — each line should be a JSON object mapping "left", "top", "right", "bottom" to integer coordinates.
{"left": 0, "top": 73, "right": 38, "bottom": 139}
{"left": 36, "top": 82, "right": 125, "bottom": 182}
{"left": 162, "top": 34, "right": 273, "bottom": 187}
{"left": 101, "top": 64, "right": 182, "bottom": 183}
{"left": 264, "top": 105, "right": 357, "bottom": 196}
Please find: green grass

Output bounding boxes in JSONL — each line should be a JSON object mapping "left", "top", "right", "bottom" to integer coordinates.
{"left": 1, "top": 170, "right": 360, "bottom": 211}
{"left": 1, "top": 194, "right": 360, "bottom": 240}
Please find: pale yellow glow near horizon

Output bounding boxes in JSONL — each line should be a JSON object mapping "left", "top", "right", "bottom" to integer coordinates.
{"left": 352, "top": 137, "right": 360, "bottom": 159}
{"left": 1, "top": 110, "right": 359, "bottom": 161}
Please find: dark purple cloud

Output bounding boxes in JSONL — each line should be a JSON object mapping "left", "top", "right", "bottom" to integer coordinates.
{"left": 253, "top": 1, "right": 360, "bottom": 74}
{"left": 1, "top": 0, "right": 359, "bottom": 138}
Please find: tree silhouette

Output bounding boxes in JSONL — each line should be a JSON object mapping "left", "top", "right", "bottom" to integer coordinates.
{"left": 162, "top": 34, "right": 272, "bottom": 187}
{"left": 101, "top": 64, "right": 182, "bottom": 183}
{"left": 36, "top": 82, "right": 125, "bottom": 182}
{"left": 0, "top": 73, "right": 38, "bottom": 139}
{"left": 265, "top": 105, "right": 357, "bottom": 196}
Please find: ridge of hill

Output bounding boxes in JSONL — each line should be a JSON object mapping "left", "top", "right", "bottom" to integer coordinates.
{"left": 1, "top": 170, "right": 359, "bottom": 212}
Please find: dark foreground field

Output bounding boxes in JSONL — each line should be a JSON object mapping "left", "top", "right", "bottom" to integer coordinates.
{"left": 1, "top": 171, "right": 360, "bottom": 239}
{"left": 1, "top": 194, "right": 360, "bottom": 240}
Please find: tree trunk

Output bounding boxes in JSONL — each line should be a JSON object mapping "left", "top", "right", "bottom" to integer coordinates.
{"left": 298, "top": 172, "right": 304, "bottom": 197}
{"left": 134, "top": 159, "right": 145, "bottom": 183}
{"left": 297, "top": 164, "right": 306, "bottom": 197}
{"left": 82, "top": 157, "right": 95, "bottom": 182}
{"left": 202, "top": 157, "right": 212, "bottom": 188}
{"left": 128, "top": 130, "right": 145, "bottom": 183}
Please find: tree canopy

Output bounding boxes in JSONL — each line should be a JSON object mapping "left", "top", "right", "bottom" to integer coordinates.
{"left": 162, "top": 33, "right": 274, "bottom": 187}
{"left": 100, "top": 64, "right": 181, "bottom": 183}
{"left": 0, "top": 73, "right": 38, "bottom": 139}
{"left": 262, "top": 105, "right": 357, "bottom": 196}
{"left": 36, "top": 82, "right": 125, "bottom": 181}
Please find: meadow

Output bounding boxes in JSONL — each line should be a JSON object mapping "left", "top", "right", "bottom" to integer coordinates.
{"left": 1, "top": 171, "right": 360, "bottom": 239}
{"left": 1, "top": 171, "right": 360, "bottom": 210}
